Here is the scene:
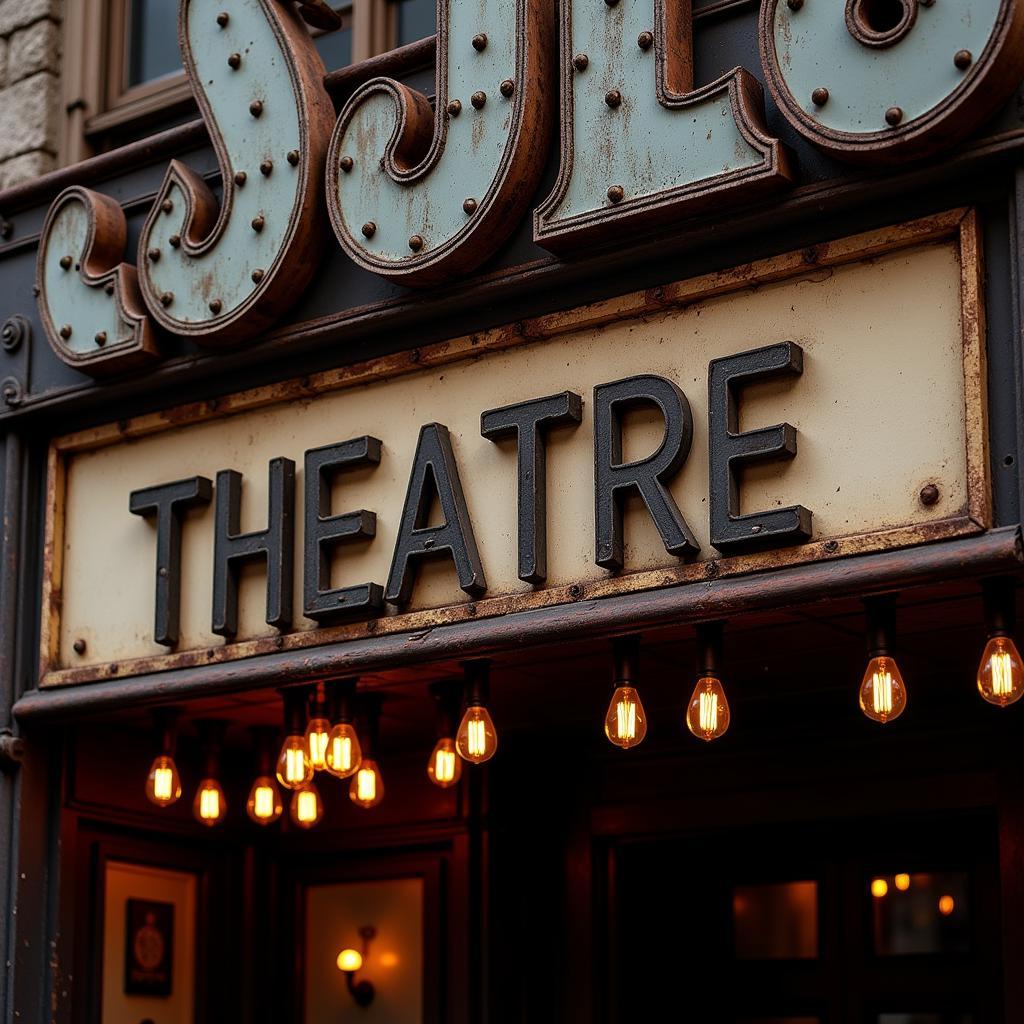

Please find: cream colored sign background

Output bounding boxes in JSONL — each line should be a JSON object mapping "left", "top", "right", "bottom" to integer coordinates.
{"left": 44, "top": 215, "right": 986, "bottom": 684}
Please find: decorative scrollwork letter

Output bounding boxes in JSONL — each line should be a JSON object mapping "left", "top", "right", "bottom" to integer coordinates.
{"left": 36, "top": 186, "right": 157, "bottom": 376}
{"left": 137, "top": 0, "right": 336, "bottom": 344}
{"left": 760, "top": 0, "right": 1024, "bottom": 163}
{"left": 534, "top": 1, "right": 793, "bottom": 253}
{"left": 325, "top": 0, "right": 553, "bottom": 286}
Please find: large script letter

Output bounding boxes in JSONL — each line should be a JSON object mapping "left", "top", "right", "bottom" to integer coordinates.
{"left": 760, "top": 0, "right": 1024, "bottom": 163}
{"left": 137, "top": 0, "right": 336, "bottom": 343}
{"left": 534, "top": 1, "right": 792, "bottom": 252}
{"left": 325, "top": 0, "right": 552, "bottom": 286}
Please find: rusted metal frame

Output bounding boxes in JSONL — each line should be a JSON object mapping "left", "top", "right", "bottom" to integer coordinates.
{"left": 34, "top": 208, "right": 990, "bottom": 687}
{"left": 322, "top": 34, "right": 437, "bottom": 95}
{"left": 759, "top": 0, "right": 1024, "bottom": 164}
{"left": 13, "top": 525, "right": 1024, "bottom": 720}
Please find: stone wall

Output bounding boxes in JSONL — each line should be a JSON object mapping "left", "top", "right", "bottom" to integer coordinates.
{"left": 0, "top": 0, "right": 62, "bottom": 188}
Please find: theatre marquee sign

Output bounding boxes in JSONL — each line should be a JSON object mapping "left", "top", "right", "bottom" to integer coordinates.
{"left": 40, "top": 212, "right": 988, "bottom": 686}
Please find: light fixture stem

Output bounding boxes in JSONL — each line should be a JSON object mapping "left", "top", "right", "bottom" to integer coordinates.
{"left": 696, "top": 621, "right": 725, "bottom": 677}
{"left": 196, "top": 718, "right": 227, "bottom": 778}
{"left": 154, "top": 707, "right": 179, "bottom": 757}
{"left": 462, "top": 659, "right": 490, "bottom": 708}
{"left": 612, "top": 634, "right": 641, "bottom": 686}
{"left": 280, "top": 688, "right": 306, "bottom": 735}
{"left": 328, "top": 677, "right": 359, "bottom": 724}
{"left": 864, "top": 594, "right": 898, "bottom": 657}
{"left": 983, "top": 576, "right": 1017, "bottom": 637}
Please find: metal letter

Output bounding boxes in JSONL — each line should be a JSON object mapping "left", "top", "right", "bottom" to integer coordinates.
{"left": 212, "top": 458, "right": 295, "bottom": 638}
{"left": 481, "top": 391, "right": 583, "bottom": 584}
{"left": 760, "top": 0, "right": 1024, "bottom": 163}
{"left": 129, "top": 476, "right": 213, "bottom": 647}
{"left": 594, "top": 375, "right": 699, "bottom": 571}
{"left": 385, "top": 424, "right": 486, "bottom": 605}
{"left": 534, "top": 1, "right": 793, "bottom": 252}
{"left": 325, "top": 0, "right": 553, "bottom": 286}
{"left": 36, "top": 186, "right": 159, "bottom": 376}
{"left": 304, "top": 437, "right": 384, "bottom": 623}
{"left": 708, "top": 342, "right": 812, "bottom": 554}
{"left": 136, "top": 0, "right": 336, "bottom": 343}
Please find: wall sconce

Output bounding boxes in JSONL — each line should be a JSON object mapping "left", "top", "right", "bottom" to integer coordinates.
{"left": 336, "top": 925, "right": 377, "bottom": 1008}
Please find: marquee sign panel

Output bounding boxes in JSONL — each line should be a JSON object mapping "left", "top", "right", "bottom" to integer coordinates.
{"left": 39, "top": 210, "right": 987, "bottom": 688}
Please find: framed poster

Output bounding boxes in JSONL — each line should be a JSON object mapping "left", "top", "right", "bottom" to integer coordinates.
{"left": 124, "top": 898, "right": 174, "bottom": 996}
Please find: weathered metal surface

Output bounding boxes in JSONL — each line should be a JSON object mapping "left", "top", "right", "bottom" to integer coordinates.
{"left": 0, "top": 315, "right": 30, "bottom": 409}
{"left": 35, "top": 186, "right": 159, "bottom": 375}
{"left": 136, "top": 0, "right": 336, "bottom": 343}
{"left": 325, "top": 0, "right": 553, "bottom": 285}
{"left": 533, "top": 0, "right": 793, "bottom": 252}
{"left": 37, "top": 211, "right": 987, "bottom": 686}
{"left": 761, "top": 0, "right": 1024, "bottom": 163}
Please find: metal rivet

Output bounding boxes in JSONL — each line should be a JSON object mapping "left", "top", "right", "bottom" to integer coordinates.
{"left": 885, "top": 106, "right": 903, "bottom": 126}
{"left": 234, "top": 170, "right": 247, "bottom": 186}
{"left": 73, "top": 638, "right": 87, "bottom": 655}
{"left": 607, "top": 184, "right": 624, "bottom": 204}
{"left": 250, "top": 99, "right": 264, "bottom": 117}
{"left": 362, "top": 222, "right": 376, "bottom": 239}
{"left": 228, "top": 52, "right": 242, "bottom": 70}
{"left": 251, "top": 214, "right": 265, "bottom": 233}
{"left": 787, "top": 0, "right": 803, "bottom": 9}
{"left": 287, "top": 149, "right": 300, "bottom": 166}
{"left": 209, "top": 298, "right": 223, "bottom": 314}
{"left": 500, "top": 78, "right": 515, "bottom": 98}
{"left": 59, "top": 324, "right": 72, "bottom": 339}
{"left": 409, "top": 234, "right": 424, "bottom": 252}
{"left": 147, "top": 247, "right": 161, "bottom": 262}
{"left": 605, "top": 89, "right": 622, "bottom": 108}
{"left": 605, "top": 0, "right": 620, "bottom": 6}
{"left": 811, "top": 86, "right": 829, "bottom": 106}
{"left": 340, "top": 155, "right": 354, "bottom": 172}
{"left": 472, "top": 32, "right": 487, "bottom": 51}
{"left": 216, "top": 11, "right": 229, "bottom": 26}
{"left": 471, "top": 91, "right": 486, "bottom": 109}
{"left": 94, "top": 331, "right": 107, "bottom": 346}
{"left": 251, "top": 268, "right": 265, "bottom": 283}
{"left": 169, "top": 234, "right": 181, "bottom": 248}
{"left": 573, "top": 53, "right": 589, "bottom": 72}
{"left": 637, "top": 31, "right": 653, "bottom": 50}
{"left": 920, "top": 483, "right": 940, "bottom": 506}
{"left": 59, "top": 255, "right": 72, "bottom": 270}
{"left": 104, "top": 282, "right": 115, "bottom": 296}
{"left": 463, "top": 197, "right": 478, "bottom": 215}
{"left": 161, "top": 198, "right": 173, "bottom": 213}
{"left": 448, "top": 99, "right": 462, "bottom": 116}
{"left": 954, "top": 49, "right": 972, "bottom": 70}
{"left": 160, "top": 291, "right": 173, "bottom": 306}
{"left": 260, "top": 159, "right": 273, "bottom": 176}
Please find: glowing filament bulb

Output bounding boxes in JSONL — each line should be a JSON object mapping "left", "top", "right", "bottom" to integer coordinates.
{"left": 193, "top": 778, "right": 227, "bottom": 826}
{"left": 685, "top": 676, "right": 731, "bottom": 741}
{"left": 304, "top": 717, "right": 331, "bottom": 771}
{"left": 325, "top": 722, "right": 362, "bottom": 778}
{"left": 456, "top": 705, "right": 498, "bottom": 763}
{"left": 427, "top": 737, "right": 462, "bottom": 788}
{"left": 276, "top": 733, "right": 313, "bottom": 789}
{"left": 859, "top": 656, "right": 907, "bottom": 723}
{"left": 604, "top": 686, "right": 647, "bottom": 749}
{"left": 145, "top": 754, "right": 181, "bottom": 807}
{"left": 246, "top": 775, "right": 283, "bottom": 825}
{"left": 289, "top": 782, "right": 323, "bottom": 829}
{"left": 977, "top": 636, "right": 1024, "bottom": 706}
{"left": 350, "top": 758, "right": 385, "bottom": 808}
{"left": 337, "top": 949, "right": 363, "bottom": 973}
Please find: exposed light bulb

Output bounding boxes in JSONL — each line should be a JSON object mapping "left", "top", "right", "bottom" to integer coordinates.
{"left": 350, "top": 758, "right": 385, "bottom": 808}
{"left": 977, "top": 636, "right": 1024, "bottom": 707}
{"left": 289, "top": 781, "right": 323, "bottom": 829}
{"left": 894, "top": 873, "right": 911, "bottom": 892}
{"left": 456, "top": 705, "right": 498, "bottom": 763}
{"left": 145, "top": 754, "right": 181, "bottom": 807}
{"left": 427, "top": 737, "right": 462, "bottom": 788}
{"left": 276, "top": 734, "right": 313, "bottom": 789}
{"left": 337, "top": 949, "right": 363, "bottom": 973}
{"left": 871, "top": 878, "right": 888, "bottom": 898}
{"left": 859, "top": 656, "right": 907, "bottom": 723}
{"left": 325, "top": 722, "right": 362, "bottom": 778}
{"left": 246, "top": 774, "right": 283, "bottom": 825}
{"left": 604, "top": 686, "right": 647, "bottom": 749}
{"left": 193, "top": 778, "right": 227, "bottom": 826}
{"left": 685, "top": 675, "right": 731, "bottom": 741}
{"left": 304, "top": 716, "right": 331, "bottom": 772}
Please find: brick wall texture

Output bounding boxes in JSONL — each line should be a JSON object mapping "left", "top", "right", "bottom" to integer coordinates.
{"left": 0, "top": 0, "right": 63, "bottom": 188}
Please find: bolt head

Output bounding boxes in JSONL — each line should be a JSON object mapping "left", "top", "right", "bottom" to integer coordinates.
{"left": 605, "top": 89, "right": 622, "bottom": 108}
{"left": 471, "top": 32, "right": 487, "bottom": 51}
{"left": 811, "top": 86, "right": 829, "bottom": 106}
{"left": 59, "top": 324, "right": 72, "bottom": 339}
{"left": 94, "top": 331, "right": 107, "bottom": 346}
{"left": 59, "top": 255, "right": 72, "bottom": 270}
{"left": 340, "top": 155, "right": 354, "bottom": 172}
{"left": 104, "top": 282, "right": 115, "bottom": 296}
{"left": 919, "top": 483, "right": 940, "bottom": 506}
{"left": 228, "top": 52, "right": 242, "bottom": 69}
{"left": 787, "top": 0, "right": 804, "bottom": 8}
{"left": 637, "top": 31, "right": 654, "bottom": 50}
{"left": 409, "top": 234, "right": 424, "bottom": 252}
{"left": 447, "top": 99, "right": 462, "bottom": 116}
{"left": 573, "top": 53, "right": 589, "bottom": 72}
{"left": 160, "top": 291, "right": 173, "bottom": 306}
{"left": 234, "top": 170, "right": 247, "bottom": 186}
{"left": 251, "top": 268, "right": 265, "bottom": 283}
{"left": 147, "top": 247, "right": 160, "bottom": 262}
{"left": 607, "top": 184, "right": 624, "bottom": 204}
{"left": 463, "top": 197, "right": 478, "bottom": 215}
{"left": 216, "top": 11, "right": 229, "bottom": 26}
{"left": 260, "top": 159, "right": 273, "bottom": 176}
{"left": 471, "top": 91, "right": 486, "bottom": 109}
{"left": 209, "top": 299, "right": 223, "bottom": 314}
{"left": 954, "top": 49, "right": 973, "bottom": 70}
{"left": 361, "top": 222, "right": 376, "bottom": 239}
{"left": 161, "top": 198, "right": 173, "bottom": 213}
{"left": 251, "top": 215, "right": 265, "bottom": 232}
{"left": 73, "top": 639, "right": 87, "bottom": 655}
{"left": 250, "top": 99, "right": 264, "bottom": 117}
{"left": 885, "top": 105, "right": 903, "bottom": 126}
{"left": 169, "top": 234, "right": 181, "bottom": 248}
{"left": 287, "top": 149, "right": 300, "bottom": 166}
{"left": 500, "top": 78, "right": 515, "bottom": 98}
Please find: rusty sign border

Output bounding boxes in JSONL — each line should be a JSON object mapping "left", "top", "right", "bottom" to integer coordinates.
{"left": 38, "top": 207, "right": 989, "bottom": 689}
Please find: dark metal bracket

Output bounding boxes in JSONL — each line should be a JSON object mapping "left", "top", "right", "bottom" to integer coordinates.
{"left": 0, "top": 315, "right": 30, "bottom": 410}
